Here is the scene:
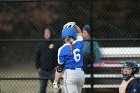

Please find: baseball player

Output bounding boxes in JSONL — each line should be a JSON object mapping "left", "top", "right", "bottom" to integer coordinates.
{"left": 119, "top": 60, "right": 140, "bottom": 93}
{"left": 53, "top": 22, "right": 85, "bottom": 93}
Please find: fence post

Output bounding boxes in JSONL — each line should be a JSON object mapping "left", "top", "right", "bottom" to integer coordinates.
{"left": 90, "top": 0, "right": 94, "bottom": 92}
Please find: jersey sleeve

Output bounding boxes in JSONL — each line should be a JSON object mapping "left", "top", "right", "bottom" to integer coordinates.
{"left": 57, "top": 46, "right": 65, "bottom": 64}
{"left": 77, "top": 36, "right": 83, "bottom": 41}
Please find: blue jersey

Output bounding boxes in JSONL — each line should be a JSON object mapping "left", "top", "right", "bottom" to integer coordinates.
{"left": 58, "top": 36, "right": 84, "bottom": 69}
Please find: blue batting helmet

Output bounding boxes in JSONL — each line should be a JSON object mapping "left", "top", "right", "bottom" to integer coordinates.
{"left": 61, "top": 26, "right": 77, "bottom": 39}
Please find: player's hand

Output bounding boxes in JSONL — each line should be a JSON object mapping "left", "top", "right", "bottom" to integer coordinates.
{"left": 74, "top": 25, "right": 82, "bottom": 33}
{"left": 53, "top": 82, "right": 60, "bottom": 93}
{"left": 63, "top": 22, "right": 76, "bottom": 29}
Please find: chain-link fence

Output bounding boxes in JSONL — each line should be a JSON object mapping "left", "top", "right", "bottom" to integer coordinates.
{"left": 0, "top": 0, "right": 140, "bottom": 93}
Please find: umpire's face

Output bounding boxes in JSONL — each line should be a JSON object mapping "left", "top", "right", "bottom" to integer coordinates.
{"left": 122, "top": 67, "right": 133, "bottom": 75}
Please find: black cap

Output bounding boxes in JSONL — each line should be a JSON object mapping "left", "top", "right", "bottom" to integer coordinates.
{"left": 83, "top": 24, "right": 91, "bottom": 33}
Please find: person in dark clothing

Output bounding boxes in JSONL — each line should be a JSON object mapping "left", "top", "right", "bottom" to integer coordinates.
{"left": 119, "top": 60, "right": 140, "bottom": 93}
{"left": 35, "top": 26, "right": 61, "bottom": 93}
{"left": 82, "top": 24, "right": 101, "bottom": 74}
{"left": 82, "top": 24, "right": 101, "bottom": 63}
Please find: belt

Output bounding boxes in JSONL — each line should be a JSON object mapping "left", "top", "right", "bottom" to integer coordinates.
{"left": 66, "top": 68, "right": 83, "bottom": 70}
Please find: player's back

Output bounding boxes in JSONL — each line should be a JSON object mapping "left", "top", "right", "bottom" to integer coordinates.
{"left": 58, "top": 37, "right": 84, "bottom": 69}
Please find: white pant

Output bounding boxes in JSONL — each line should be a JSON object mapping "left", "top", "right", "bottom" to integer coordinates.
{"left": 63, "top": 68, "right": 85, "bottom": 93}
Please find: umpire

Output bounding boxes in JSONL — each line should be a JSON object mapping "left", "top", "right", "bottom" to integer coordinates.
{"left": 35, "top": 26, "right": 61, "bottom": 93}
{"left": 119, "top": 60, "right": 140, "bottom": 93}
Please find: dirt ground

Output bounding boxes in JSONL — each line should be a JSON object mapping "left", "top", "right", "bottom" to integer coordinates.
{"left": 0, "top": 62, "right": 65, "bottom": 93}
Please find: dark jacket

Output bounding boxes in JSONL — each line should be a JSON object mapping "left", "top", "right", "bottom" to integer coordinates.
{"left": 35, "top": 41, "right": 60, "bottom": 71}
{"left": 126, "top": 79, "right": 140, "bottom": 93}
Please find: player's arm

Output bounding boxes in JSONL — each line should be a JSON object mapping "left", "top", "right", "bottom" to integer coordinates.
{"left": 53, "top": 63, "right": 64, "bottom": 83}
{"left": 53, "top": 63, "right": 64, "bottom": 86}
{"left": 63, "top": 22, "right": 81, "bottom": 32}
{"left": 74, "top": 25, "right": 82, "bottom": 36}
{"left": 53, "top": 63, "right": 64, "bottom": 92}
